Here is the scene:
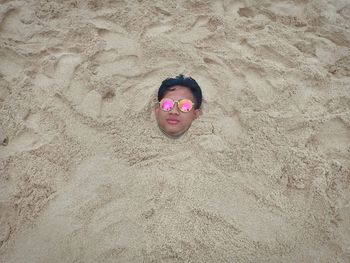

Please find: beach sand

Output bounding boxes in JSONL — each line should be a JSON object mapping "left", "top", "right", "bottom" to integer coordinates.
{"left": 0, "top": 0, "right": 350, "bottom": 262}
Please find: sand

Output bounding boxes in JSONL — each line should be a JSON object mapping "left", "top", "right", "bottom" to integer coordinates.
{"left": 0, "top": 0, "right": 350, "bottom": 262}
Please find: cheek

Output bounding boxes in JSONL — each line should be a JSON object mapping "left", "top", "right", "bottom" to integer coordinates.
{"left": 182, "top": 114, "right": 195, "bottom": 125}
{"left": 156, "top": 109, "right": 167, "bottom": 121}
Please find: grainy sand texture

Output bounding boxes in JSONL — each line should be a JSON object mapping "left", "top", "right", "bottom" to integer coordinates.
{"left": 1, "top": 0, "right": 350, "bottom": 262}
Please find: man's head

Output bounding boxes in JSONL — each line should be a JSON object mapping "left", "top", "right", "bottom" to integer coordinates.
{"left": 155, "top": 75, "right": 203, "bottom": 138}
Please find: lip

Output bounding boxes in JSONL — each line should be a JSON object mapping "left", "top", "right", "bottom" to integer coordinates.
{"left": 166, "top": 119, "right": 180, "bottom": 125}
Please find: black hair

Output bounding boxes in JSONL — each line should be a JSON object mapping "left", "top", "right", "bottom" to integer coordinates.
{"left": 158, "top": 74, "right": 203, "bottom": 109}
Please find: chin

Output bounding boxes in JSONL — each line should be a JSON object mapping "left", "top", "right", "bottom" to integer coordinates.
{"left": 163, "top": 129, "right": 182, "bottom": 137}
{"left": 162, "top": 126, "right": 189, "bottom": 138}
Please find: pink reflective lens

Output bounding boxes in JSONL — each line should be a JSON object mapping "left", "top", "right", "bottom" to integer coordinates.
{"left": 160, "top": 98, "right": 175, "bottom": 111}
{"left": 178, "top": 99, "right": 192, "bottom": 112}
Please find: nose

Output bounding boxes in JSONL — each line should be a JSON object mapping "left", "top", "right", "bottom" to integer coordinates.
{"left": 169, "top": 102, "right": 180, "bottom": 114}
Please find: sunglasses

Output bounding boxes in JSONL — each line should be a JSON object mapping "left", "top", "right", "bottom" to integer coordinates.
{"left": 159, "top": 98, "right": 195, "bottom": 113}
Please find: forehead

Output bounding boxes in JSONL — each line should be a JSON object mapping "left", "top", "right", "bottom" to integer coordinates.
{"left": 164, "top": 86, "right": 194, "bottom": 100}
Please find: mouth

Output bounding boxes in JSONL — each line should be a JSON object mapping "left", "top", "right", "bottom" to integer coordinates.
{"left": 166, "top": 119, "right": 180, "bottom": 125}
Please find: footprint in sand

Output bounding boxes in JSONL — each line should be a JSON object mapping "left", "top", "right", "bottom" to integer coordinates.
{"left": 245, "top": 68, "right": 276, "bottom": 104}
{"left": 93, "top": 49, "right": 141, "bottom": 77}
{"left": 215, "top": 115, "right": 244, "bottom": 143}
{"left": 198, "top": 134, "right": 228, "bottom": 152}
{"left": 293, "top": 40, "right": 316, "bottom": 56}
{"left": 258, "top": 45, "right": 296, "bottom": 68}
{"left": 0, "top": 5, "right": 34, "bottom": 41}
{"left": 314, "top": 40, "right": 346, "bottom": 66}
{"left": 90, "top": 18, "right": 127, "bottom": 34}
{"left": 34, "top": 53, "right": 81, "bottom": 91}
{"left": 212, "top": 0, "right": 247, "bottom": 17}
{"left": 2, "top": 107, "right": 64, "bottom": 159}
{"left": 98, "top": 29, "right": 140, "bottom": 56}
{"left": 144, "top": 23, "right": 173, "bottom": 38}
{"left": 51, "top": 53, "right": 81, "bottom": 75}
{"left": 269, "top": 2, "right": 305, "bottom": 18}
{"left": 0, "top": 79, "right": 10, "bottom": 102}
{"left": 0, "top": 202, "right": 15, "bottom": 248}
{"left": 92, "top": 18, "right": 140, "bottom": 56}
{"left": 121, "top": 74, "right": 161, "bottom": 113}
{"left": 54, "top": 54, "right": 82, "bottom": 88}
{"left": 94, "top": 50, "right": 118, "bottom": 64}
{"left": 0, "top": 48, "right": 28, "bottom": 81}
{"left": 0, "top": 111, "right": 55, "bottom": 158}
{"left": 314, "top": 118, "right": 350, "bottom": 157}
{"left": 201, "top": 54, "right": 247, "bottom": 103}
{"left": 177, "top": 16, "right": 213, "bottom": 43}
{"left": 92, "top": 26, "right": 142, "bottom": 78}
{"left": 76, "top": 90, "right": 102, "bottom": 119}
{"left": 96, "top": 55, "right": 142, "bottom": 78}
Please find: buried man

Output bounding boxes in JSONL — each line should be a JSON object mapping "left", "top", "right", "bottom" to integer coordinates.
{"left": 155, "top": 75, "right": 203, "bottom": 138}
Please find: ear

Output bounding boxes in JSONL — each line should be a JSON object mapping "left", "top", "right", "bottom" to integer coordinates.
{"left": 193, "top": 109, "right": 201, "bottom": 119}
{"left": 154, "top": 105, "right": 159, "bottom": 115}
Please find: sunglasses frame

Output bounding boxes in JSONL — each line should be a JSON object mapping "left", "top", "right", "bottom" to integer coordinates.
{"left": 158, "top": 98, "right": 195, "bottom": 113}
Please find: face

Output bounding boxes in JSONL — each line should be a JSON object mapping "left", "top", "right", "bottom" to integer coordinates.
{"left": 155, "top": 86, "right": 201, "bottom": 138}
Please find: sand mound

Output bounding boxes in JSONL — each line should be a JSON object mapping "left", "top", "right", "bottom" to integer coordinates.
{"left": 1, "top": 0, "right": 349, "bottom": 262}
